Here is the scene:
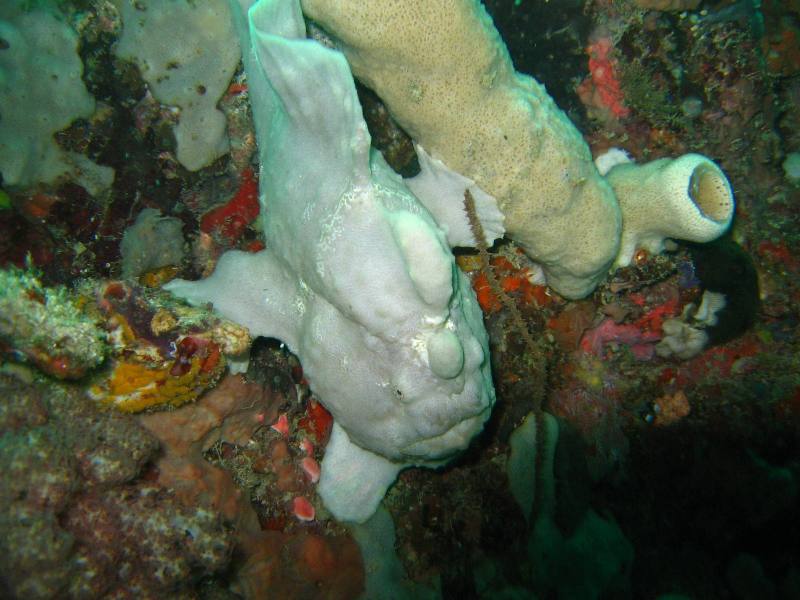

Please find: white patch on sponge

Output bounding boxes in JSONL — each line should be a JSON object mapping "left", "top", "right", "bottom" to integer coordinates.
{"left": 594, "top": 147, "right": 633, "bottom": 176}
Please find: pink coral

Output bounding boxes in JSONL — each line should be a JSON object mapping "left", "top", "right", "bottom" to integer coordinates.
{"left": 301, "top": 455, "right": 321, "bottom": 483}
{"left": 580, "top": 317, "right": 661, "bottom": 360}
{"left": 271, "top": 412, "right": 290, "bottom": 436}
{"left": 576, "top": 36, "right": 630, "bottom": 121}
{"left": 579, "top": 297, "right": 679, "bottom": 361}
{"left": 292, "top": 495, "right": 316, "bottom": 521}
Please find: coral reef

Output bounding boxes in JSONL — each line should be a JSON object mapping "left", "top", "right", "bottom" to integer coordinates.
{"left": 0, "top": 372, "right": 161, "bottom": 597}
{"left": 0, "top": 0, "right": 799, "bottom": 597}
{"left": 0, "top": 265, "right": 108, "bottom": 379}
{"left": 577, "top": 35, "right": 631, "bottom": 122}
{"left": 63, "top": 485, "right": 235, "bottom": 597}
{"left": 138, "top": 372, "right": 364, "bottom": 599}
{"left": 0, "top": 364, "right": 365, "bottom": 599}
{"left": 86, "top": 281, "right": 249, "bottom": 413}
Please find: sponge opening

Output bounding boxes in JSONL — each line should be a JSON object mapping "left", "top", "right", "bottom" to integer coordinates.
{"left": 688, "top": 163, "right": 733, "bottom": 223}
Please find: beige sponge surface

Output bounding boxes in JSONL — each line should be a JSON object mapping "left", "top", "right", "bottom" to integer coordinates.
{"left": 301, "top": 0, "right": 622, "bottom": 299}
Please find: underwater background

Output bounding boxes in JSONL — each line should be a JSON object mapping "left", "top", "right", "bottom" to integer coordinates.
{"left": 1, "top": 0, "right": 799, "bottom": 598}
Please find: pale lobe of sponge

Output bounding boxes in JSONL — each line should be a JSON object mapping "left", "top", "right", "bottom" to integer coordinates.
{"left": 0, "top": 6, "right": 113, "bottom": 193}
{"left": 113, "top": 0, "right": 239, "bottom": 171}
